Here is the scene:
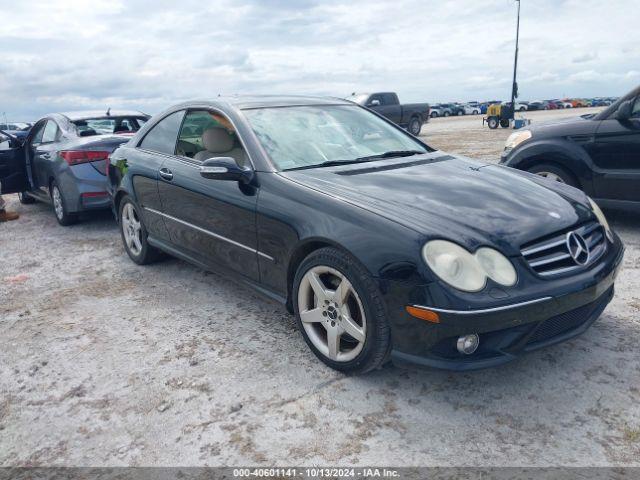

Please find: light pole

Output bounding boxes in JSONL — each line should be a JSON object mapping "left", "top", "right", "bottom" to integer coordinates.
{"left": 510, "top": 0, "right": 521, "bottom": 112}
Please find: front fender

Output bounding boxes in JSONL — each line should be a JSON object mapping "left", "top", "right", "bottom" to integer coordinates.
{"left": 502, "top": 138, "right": 595, "bottom": 195}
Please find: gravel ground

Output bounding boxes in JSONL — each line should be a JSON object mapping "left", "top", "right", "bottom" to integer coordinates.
{"left": 1, "top": 108, "right": 639, "bottom": 467}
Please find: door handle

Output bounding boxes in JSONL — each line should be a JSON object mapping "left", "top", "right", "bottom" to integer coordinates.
{"left": 159, "top": 168, "right": 173, "bottom": 181}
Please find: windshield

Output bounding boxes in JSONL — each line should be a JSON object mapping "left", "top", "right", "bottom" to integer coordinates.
{"left": 243, "top": 105, "right": 430, "bottom": 170}
{"left": 73, "top": 116, "right": 148, "bottom": 136}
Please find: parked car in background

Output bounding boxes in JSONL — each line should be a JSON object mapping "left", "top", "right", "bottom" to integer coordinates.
{"left": 346, "top": 92, "right": 429, "bottom": 135}
{"left": 431, "top": 103, "right": 453, "bottom": 117}
{"left": 0, "top": 122, "right": 32, "bottom": 140}
{"left": 0, "top": 110, "right": 149, "bottom": 225}
{"left": 464, "top": 103, "right": 481, "bottom": 115}
{"left": 450, "top": 104, "right": 465, "bottom": 116}
{"left": 502, "top": 85, "right": 640, "bottom": 210}
{"left": 105, "top": 95, "right": 622, "bottom": 373}
{"left": 526, "top": 100, "right": 545, "bottom": 111}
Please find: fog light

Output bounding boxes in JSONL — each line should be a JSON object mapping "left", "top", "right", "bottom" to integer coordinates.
{"left": 456, "top": 334, "right": 480, "bottom": 355}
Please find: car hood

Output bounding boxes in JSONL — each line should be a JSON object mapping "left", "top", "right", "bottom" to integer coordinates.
{"left": 281, "top": 153, "right": 593, "bottom": 256}
{"left": 530, "top": 114, "right": 596, "bottom": 134}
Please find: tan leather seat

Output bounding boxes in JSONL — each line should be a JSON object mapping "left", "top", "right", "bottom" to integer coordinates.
{"left": 193, "top": 127, "right": 247, "bottom": 166}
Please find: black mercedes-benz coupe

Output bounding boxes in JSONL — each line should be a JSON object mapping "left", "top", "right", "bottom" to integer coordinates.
{"left": 107, "top": 96, "right": 624, "bottom": 373}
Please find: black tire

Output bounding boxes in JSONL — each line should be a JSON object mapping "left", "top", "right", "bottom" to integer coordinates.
{"left": 519, "top": 107, "right": 526, "bottom": 112}
{"left": 119, "top": 196, "right": 163, "bottom": 265}
{"left": 487, "top": 117, "right": 499, "bottom": 129}
{"left": 443, "top": 111, "right": 450, "bottom": 117}
{"left": 430, "top": 111, "right": 438, "bottom": 118}
{"left": 527, "top": 163, "right": 578, "bottom": 188}
{"left": 408, "top": 117, "right": 422, "bottom": 136}
{"left": 18, "top": 191, "right": 36, "bottom": 204}
{"left": 50, "top": 180, "right": 78, "bottom": 226}
{"left": 292, "top": 247, "right": 390, "bottom": 374}
{"left": 500, "top": 119, "right": 510, "bottom": 128}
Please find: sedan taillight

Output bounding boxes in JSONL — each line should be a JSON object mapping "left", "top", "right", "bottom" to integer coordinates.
{"left": 60, "top": 150, "right": 110, "bottom": 166}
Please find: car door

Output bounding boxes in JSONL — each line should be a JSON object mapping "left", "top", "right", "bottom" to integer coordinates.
{"left": 30, "top": 119, "right": 62, "bottom": 189}
{"left": 591, "top": 95, "right": 640, "bottom": 202}
{"left": 0, "top": 132, "right": 28, "bottom": 194}
{"left": 156, "top": 109, "right": 259, "bottom": 281}
{"left": 133, "top": 109, "right": 186, "bottom": 243}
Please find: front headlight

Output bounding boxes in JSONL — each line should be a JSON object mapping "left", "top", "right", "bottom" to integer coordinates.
{"left": 504, "top": 130, "right": 532, "bottom": 151}
{"left": 423, "top": 240, "right": 517, "bottom": 292}
{"left": 588, "top": 197, "right": 613, "bottom": 242}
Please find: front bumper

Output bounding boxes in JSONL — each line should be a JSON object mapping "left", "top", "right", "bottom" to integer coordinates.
{"left": 388, "top": 234, "right": 624, "bottom": 371}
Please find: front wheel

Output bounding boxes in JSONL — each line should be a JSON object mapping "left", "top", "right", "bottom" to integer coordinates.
{"left": 51, "top": 181, "right": 77, "bottom": 226}
{"left": 408, "top": 117, "right": 422, "bottom": 136}
{"left": 430, "top": 112, "right": 438, "bottom": 118}
{"left": 18, "top": 191, "right": 36, "bottom": 204}
{"left": 119, "top": 196, "right": 162, "bottom": 265}
{"left": 293, "top": 247, "right": 390, "bottom": 374}
{"left": 527, "top": 163, "right": 578, "bottom": 188}
{"left": 487, "top": 117, "right": 499, "bottom": 129}
{"left": 443, "top": 111, "right": 450, "bottom": 117}
{"left": 500, "top": 119, "right": 510, "bottom": 128}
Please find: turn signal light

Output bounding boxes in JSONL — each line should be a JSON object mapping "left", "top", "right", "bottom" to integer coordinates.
{"left": 405, "top": 305, "right": 440, "bottom": 323}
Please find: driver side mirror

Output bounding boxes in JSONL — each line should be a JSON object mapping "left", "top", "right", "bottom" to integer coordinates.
{"left": 616, "top": 99, "right": 633, "bottom": 121}
{"left": 368, "top": 99, "right": 381, "bottom": 107}
{"left": 199, "top": 157, "right": 253, "bottom": 183}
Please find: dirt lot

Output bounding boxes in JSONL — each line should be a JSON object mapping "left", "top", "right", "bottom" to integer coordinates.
{"left": 1, "top": 108, "right": 639, "bottom": 467}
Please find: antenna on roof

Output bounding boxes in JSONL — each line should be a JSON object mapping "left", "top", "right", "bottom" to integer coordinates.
{"left": 106, "top": 108, "right": 111, "bottom": 116}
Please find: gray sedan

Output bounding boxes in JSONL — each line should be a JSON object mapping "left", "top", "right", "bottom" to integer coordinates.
{"left": 13, "top": 110, "right": 149, "bottom": 225}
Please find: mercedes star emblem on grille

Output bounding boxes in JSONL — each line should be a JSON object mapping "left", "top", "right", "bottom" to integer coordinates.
{"left": 566, "top": 231, "right": 590, "bottom": 266}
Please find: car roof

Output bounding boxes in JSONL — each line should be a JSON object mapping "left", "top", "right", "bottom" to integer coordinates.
{"left": 202, "top": 95, "right": 353, "bottom": 109}
{"left": 58, "top": 110, "right": 148, "bottom": 121}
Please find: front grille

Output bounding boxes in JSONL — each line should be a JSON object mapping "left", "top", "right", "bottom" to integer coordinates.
{"left": 526, "top": 289, "right": 611, "bottom": 345}
{"left": 521, "top": 221, "right": 607, "bottom": 277}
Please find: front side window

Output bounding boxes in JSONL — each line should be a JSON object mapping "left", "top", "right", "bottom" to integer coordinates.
{"left": 175, "top": 110, "right": 247, "bottom": 166}
{"left": 41, "top": 120, "right": 58, "bottom": 143}
{"left": 243, "top": 105, "right": 429, "bottom": 171}
{"left": 631, "top": 97, "right": 640, "bottom": 119}
{"left": 30, "top": 121, "right": 46, "bottom": 145}
{"left": 0, "top": 133, "right": 11, "bottom": 151}
{"left": 139, "top": 111, "right": 185, "bottom": 155}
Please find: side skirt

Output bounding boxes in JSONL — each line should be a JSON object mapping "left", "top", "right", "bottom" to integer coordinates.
{"left": 147, "top": 236, "right": 288, "bottom": 306}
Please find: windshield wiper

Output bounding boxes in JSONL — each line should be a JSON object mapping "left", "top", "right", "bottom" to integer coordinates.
{"left": 284, "top": 150, "right": 425, "bottom": 171}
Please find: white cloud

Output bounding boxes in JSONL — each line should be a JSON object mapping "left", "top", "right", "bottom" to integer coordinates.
{"left": 1, "top": 0, "right": 639, "bottom": 120}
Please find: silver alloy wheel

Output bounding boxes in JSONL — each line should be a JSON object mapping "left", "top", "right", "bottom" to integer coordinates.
{"left": 536, "top": 171, "right": 565, "bottom": 183}
{"left": 52, "top": 186, "right": 64, "bottom": 220}
{"left": 298, "top": 265, "right": 367, "bottom": 362}
{"left": 121, "top": 203, "right": 143, "bottom": 256}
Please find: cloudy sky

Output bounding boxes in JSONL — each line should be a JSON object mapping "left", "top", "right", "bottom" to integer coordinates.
{"left": 2, "top": 0, "right": 639, "bottom": 120}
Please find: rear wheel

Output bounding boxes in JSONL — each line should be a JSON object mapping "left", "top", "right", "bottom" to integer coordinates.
{"left": 119, "top": 196, "right": 162, "bottom": 265}
{"left": 487, "top": 117, "right": 499, "bottom": 129}
{"left": 18, "top": 192, "right": 36, "bottom": 204}
{"left": 443, "top": 111, "right": 450, "bottom": 117}
{"left": 500, "top": 119, "right": 510, "bottom": 128}
{"left": 457, "top": 110, "right": 463, "bottom": 116}
{"left": 408, "top": 117, "right": 422, "bottom": 136}
{"left": 527, "top": 163, "right": 578, "bottom": 188}
{"left": 293, "top": 247, "right": 390, "bottom": 374}
{"left": 51, "top": 181, "right": 77, "bottom": 226}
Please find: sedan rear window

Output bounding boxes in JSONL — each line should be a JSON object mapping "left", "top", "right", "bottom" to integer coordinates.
{"left": 73, "top": 117, "right": 148, "bottom": 136}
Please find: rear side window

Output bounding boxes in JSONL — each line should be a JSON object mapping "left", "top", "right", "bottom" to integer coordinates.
{"left": 139, "top": 111, "right": 185, "bottom": 155}
{"left": 41, "top": 120, "right": 59, "bottom": 143}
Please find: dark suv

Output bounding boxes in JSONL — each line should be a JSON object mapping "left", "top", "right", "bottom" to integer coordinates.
{"left": 501, "top": 85, "right": 640, "bottom": 210}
